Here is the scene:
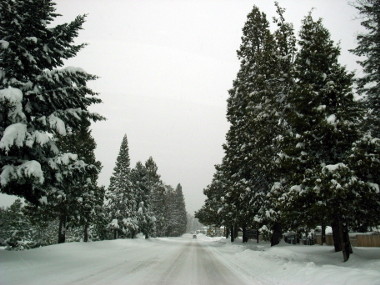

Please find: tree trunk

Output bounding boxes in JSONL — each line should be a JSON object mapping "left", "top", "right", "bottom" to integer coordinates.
{"left": 270, "top": 222, "right": 282, "bottom": 246}
{"left": 256, "top": 228, "right": 260, "bottom": 243}
{"left": 114, "top": 229, "right": 118, "bottom": 239}
{"left": 321, "top": 222, "right": 326, "bottom": 245}
{"left": 84, "top": 224, "right": 89, "bottom": 242}
{"left": 233, "top": 225, "right": 238, "bottom": 239}
{"left": 340, "top": 220, "right": 352, "bottom": 262}
{"left": 230, "top": 226, "right": 235, "bottom": 242}
{"left": 225, "top": 227, "right": 230, "bottom": 239}
{"left": 332, "top": 216, "right": 353, "bottom": 262}
{"left": 331, "top": 219, "right": 341, "bottom": 252}
{"left": 242, "top": 226, "right": 248, "bottom": 243}
{"left": 58, "top": 215, "right": 66, "bottom": 244}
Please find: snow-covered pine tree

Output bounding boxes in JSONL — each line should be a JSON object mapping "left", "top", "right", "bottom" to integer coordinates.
{"left": 346, "top": 0, "right": 380, "bottom": 233}
{"left": 145, "top": 157, "right": 168, "bottom": 237}
{"left": 174, "top": 184, "right": 187, "bottom": 236}
{"left": 0, "top": 0, "right": 103, "bottom": 205}
{"left": 351, "top": 0, "right": 380, "bottom": 137}
{"left": 166, "top": 184, "right": 187, "bottom": 236}
{"left": 106, "top": 135, "right": 138, "bottom": 239}
{"left": 222, "top": 3, "right": 296, "bottom": 244}
{"left": 277, "top": 14, "right": 362, "bottom": 261}
{"left": 54, "top": 120, "right": 105, "bottom": 242}
{"left": 0, "top": 199, "right": 33, "bottom": 249}
{"left": 130, "top": 161, "right": 155, "bottom": 239}
{"left": 195, "top": 164, "right": 226, "bottom": 230}
{"left": 346, "top": 134, "right": 380, "bottom": 232}
{"left": 223, "top": 5, "right": 276, "bottom": 242}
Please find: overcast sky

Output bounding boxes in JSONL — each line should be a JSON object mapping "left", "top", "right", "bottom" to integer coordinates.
{"left": 1, "top": 0, "right": 364, "bottom": 214}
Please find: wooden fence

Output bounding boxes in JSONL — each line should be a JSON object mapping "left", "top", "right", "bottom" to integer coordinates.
{"left": 316, "top": 233, "right": 380, "bottom": 247}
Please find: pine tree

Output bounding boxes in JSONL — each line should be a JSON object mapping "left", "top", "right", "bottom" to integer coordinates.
{"left": 0, "top": 0, "right": 103, "bottom": 205}
{"left": 174, "top": 184, "right": 187, "bottom": 236}
{"left": 166, "top": 184, "right": 187, "bottom": 236}
{"left": 130, "top": 161, "right": 155, "bottom": 239}
{"left": 351, "top": 0, "right": 380, "bottom": 137}
{"left": 106, "top": 135, "right": 138, "bottom": 238}
{"left": 222, "top": 3, "right": 296, "bottom": 244}
{"left": 24, "top": 120, "right": 105, "bottom": 243}
{"left": 0, "top": 199, "right": 33, "bottom": 249}
{"left": 276, "top": 14, "right": 362, "bottom": 261}
{"left": 56, "top": 120, "right": 104, "bottom": 242}
{"left": 223, "top": 5, "right": 275, "bottom": 242}
{"left": 145, "top": 157, "right": 167, "bottom": 237}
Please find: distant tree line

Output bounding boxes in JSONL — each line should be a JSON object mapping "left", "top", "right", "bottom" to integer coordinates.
{"left": 195, "top": 1, "right": 380, "bottom": 262}
{"left": 0, "top": 0, "right": 186, "bottom": 249}
{"left": 105, "top": 134, "right": 187, "bottom": 240}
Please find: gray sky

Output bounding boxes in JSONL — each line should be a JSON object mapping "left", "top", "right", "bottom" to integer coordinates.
{"left": 1, "top": 0, "right": 364, "bottom": 214}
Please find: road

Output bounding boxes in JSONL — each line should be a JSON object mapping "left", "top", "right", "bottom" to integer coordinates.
{"left": 1, "top": 235, "right": 252, "bottom": 285}
{"left": 72, "top": 237, "right": 250, "bottom": 285}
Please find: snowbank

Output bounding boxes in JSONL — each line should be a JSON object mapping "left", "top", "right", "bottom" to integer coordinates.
{"left": 208, "top": 238, "right": 380, "bottom": 285}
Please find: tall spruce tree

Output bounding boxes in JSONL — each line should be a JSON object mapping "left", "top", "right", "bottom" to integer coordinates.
{"left": 24, "top": 121, "right": 104, "bottom": 243}
{"left": 55, "top": 121, "right": 104, "bottom": 242}
{"left": 276, "top": 14, "right": 362, "bottom": 261}
{"left": 351, "top": 0, "right": 380, "bottom": 137}
{"left": 0, "top": 0, "right": 103, "bottom": 205}
{"left": 223, "top": 5, "right": 275, "bottom": 242}
{"left": 166, "top": 184, "right": 187, "bottom": 236}
{"left": 106, "top": 135, "right": 138, "bottom": 238}
{"left": 130, "top": 161, "right": 155, "bottom": 239}
{"left": 222, "top": 4, "right": 296, "bottom": 244}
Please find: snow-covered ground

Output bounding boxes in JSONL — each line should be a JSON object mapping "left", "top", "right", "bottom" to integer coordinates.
{"left": 1, "top": 234, "right": 379, "bottom": 285}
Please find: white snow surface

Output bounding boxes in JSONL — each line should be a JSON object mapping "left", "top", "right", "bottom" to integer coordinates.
{"left": 0, "top": 160, "right": 44, "bottom": 187}
{"left": 1, "top": 234, "right": 379, "bottom": 285}
{"left": 0, "top": 123, "right": 27, "bottom": 152}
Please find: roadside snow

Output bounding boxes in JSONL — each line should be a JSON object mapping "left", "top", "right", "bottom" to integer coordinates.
{"left": 206, "top": 237, "right": 380, "bottom": 285}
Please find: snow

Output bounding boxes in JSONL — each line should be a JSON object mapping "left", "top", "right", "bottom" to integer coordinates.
{"left": 48, "top": 114, "right": 66, "bottom": 135}
{"left": 0, "top": 160, "right": 44, "bottom": 186}
{"left": 0, "top": 123, "right": 27, "bottom": 152}
{"left": 63, "top": 66, "right": 86, "bottom": 73}
{"left": 326, "top": 114, "right": 337, "bottom": 125}
{"left": 0, "top": 87, "right": 25, "bottom": 122}
{"left": 324, "top": 163, "right": 346, "bottom": 172}
{"left": 0, "top": 87, "right": 23, "bottom": 104}
{"left": 0, "top": 40, "right": 9, "bottom": 49}
{"left": 368, "top": 182, "right": 379, "bottom": 193}
{"left": 1, "top": 235, "right": 379, "bottom": 285}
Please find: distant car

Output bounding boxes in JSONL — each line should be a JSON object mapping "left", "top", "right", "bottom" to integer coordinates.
{"left": 193, "top": 234, "right": 197, "bottom": 239}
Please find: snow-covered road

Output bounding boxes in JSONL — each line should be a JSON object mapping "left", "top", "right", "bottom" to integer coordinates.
{"left": 0, "top": 234, "right": 250, "bottom": 285}
{"left": 68, "top": 238, "right": 250, "bottom": 285}
{"left": 2, "top": 234, "right": 380, "bottom": 285}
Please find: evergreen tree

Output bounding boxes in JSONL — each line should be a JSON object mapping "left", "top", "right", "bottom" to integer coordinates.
{"left": 106, "top": 135, "right": 138, "bottom": 238}
{"left": 351, "top": 0, "right": 380, "bottom": 137}
{"left": 174, "top": 184, "right": 187, "bottom": 236}
{"left": 223, "top": 5, "right": 275, "bottom": 242}
{"left": 0, "top": 199, "right": 33, "bottom": 249}
{"left": 222, "top": 3, "right": 296, "bottom": 244}
{"left": 55, "top": 121, "right": 104, "bottom": 242}
{"left": 130, "top": 161, "right": 155, "bottom": 239}
{"left": 166, "top": 184, "right": 187, "bottom": 236}
{"left": 24, "top": 120, "right": 104, "bottom": 243}
{"left": 145, "top": 157, "right": 167, "bottom": 237}
{"left": 276, "top": 14, "right": 362, "bottom": 261}
{"left": 0, "top": 0, "right": 103, "bottom": 205}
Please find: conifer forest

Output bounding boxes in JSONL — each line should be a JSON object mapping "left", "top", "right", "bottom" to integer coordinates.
{"left": 0, "top": 0, "right": 379, "bottom": 272}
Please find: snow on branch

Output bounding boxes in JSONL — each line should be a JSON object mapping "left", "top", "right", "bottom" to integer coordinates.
{"left": 0, "top": 160, "right": 44, "bottom": 187}
{"left": 0, "top": 123, "right": 27, "bottom": 152}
